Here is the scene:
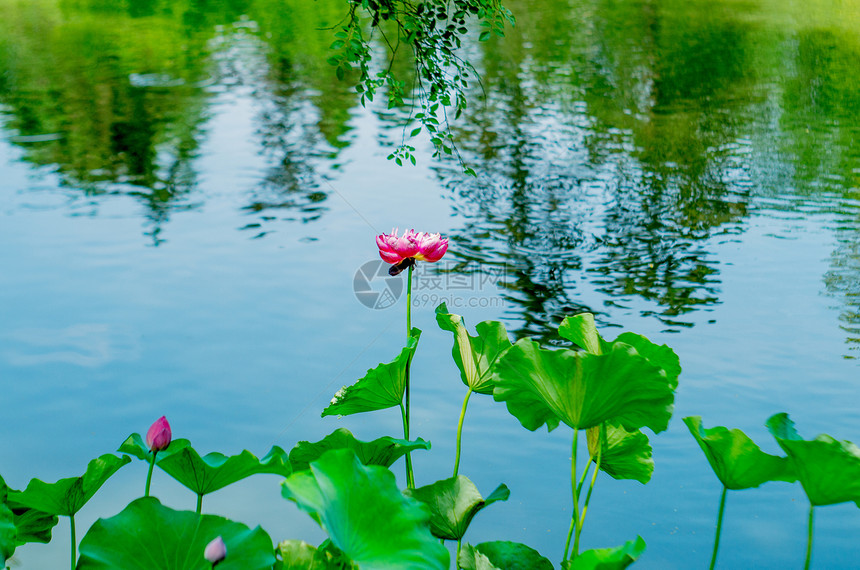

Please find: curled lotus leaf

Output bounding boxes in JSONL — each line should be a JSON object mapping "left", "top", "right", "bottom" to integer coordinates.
{"left": 567, "top": 535, "right": 647, "bottom": 569}
{"left": 289, "top": 428, "right": 430, "bottom": 472}
{"left": 458, "top": 541, "right": 553, "bottom": 570}
{"left": 8, "top": 454, "right": 131, "bottom": 517}
{"left": 491, "top": 339, "right": 675, "bottom": 433}
{"left": 685, "top": 416, "right": 795, "bottom": 490}
{"left": 322, "top": 329, "right": 421, "bottom": 417}
{"left": 404, "top": 475, "right": 509, "bottom": 541}
{"left": 157, "top": 445, "right": 292, "bottom": 497}
{"left": 435, "top": 303, "right": 513, "bottom": 394}
{"left": 118, "top": 433, "right": 190, "bottom": 462}
{"left": 282, "top": 449, "right": 449, "bottom": 570}
{"left": 587, "top": 423, "right": 654, "bottom": 484}
{"left": 766, "top": 413, "right": 860, "bottom": 507}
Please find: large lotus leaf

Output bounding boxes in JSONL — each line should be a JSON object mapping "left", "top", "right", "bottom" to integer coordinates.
{"left": 684, "top": 416, "right": 796, "bottom": 490}
{"left": 322, "top": 329, "right": 421, "bottom": 417}
{"left": 766, "top": 413, "right": 860, "bottom": 507}
{"left": 492, "top": 339, "right": 674, "bottom": 433}
{"left": 568, "top": 536, "right": 647, "bottom": 569}
{"left": 458, "top": 541, "right": 554, "bottom": 570}
{"left": 558, "top": 315, "right": 681, "bottom": 390}
{"left": 117, "top": 433, "right": 190, "bottom": 462}
{"left": 281, "top": 449, "right": 449, "bottom": 570}
{"left": 157, "top": 445, "right": 291, "bottom": 497}
{"left": 404, "top": 476, "right": 509, "bottom": 541}
{"left": 587, "top": 423, "right": 654, "bottom": 484}
{"left": 0, "top": 475, "right": 15, "bottom": 565}
{"left": 274, "top": 540, "right": 353, "bottom": 569}
{"left": 76, "top": 497, "right": 275, "bottom": 569}
{"left": 8, "top": 454, "right": 130, "bottom": 517}
{"left": 435, "top": 303, "right": 512, "bottom": 395}
{"left": 289, "top": 428, "right": 430, "bottom": 472}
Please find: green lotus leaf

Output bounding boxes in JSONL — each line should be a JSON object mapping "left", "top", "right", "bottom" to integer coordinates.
{"left": 322, "top": 329, "right": 421, "bottom": 417}
{"left": 558, "top": 314, "right": 681, "bottom": 390}
{"left": 491, "top": 339, "right": 675, "bottom": 433}
{"left": 281, "top": 449, "right": 449, "bottom": 570}
{"left": 0, "top": 475, "right": 15, "bottom": 566}
{"left": 568, "top": 536, "right": 646, "bottom": 569}
{"left": 8, "top": 454, "right": 131, "bottom": 517}
{"left": 558, "top": 313, "right": 603, "bottom": 355}
{"left": 685, "top": 416, "right": 796, "bottom": 490}
{"left": 587, "top": 423, "right": 654, "bottom": 484}
{"left": 76, "top": 497, "right": 275, "bottom": 569}
{"left": 274, "top": 539, "right": 353, "bottom": 569}
{"left": 10, "top": 505, "right": 57, "bottom": 545}
{"left": 289, "top": 428, "right": 430, "bottom": 472}
{"left": 117, "top": 433, "right": 190, "bottom": 462}
{"left": 458, "top": 541, "right": 553, "bottom": 570}
{"left": 404, "top": 476, "right": 509, "bottom": 541}
{"left": 766, "top": 413, "right": 860, "bottom": 506}
{"left": 435, "top": 303, "right": 512, "bottom": 395}
{"left": 157, "top": 445, "right": 292, "bottom": 497}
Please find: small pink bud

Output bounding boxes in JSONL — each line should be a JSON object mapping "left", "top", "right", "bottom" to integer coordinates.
{"left": 145, "top": 416, "right": 172, "bottom": 452}
{"left": 204, "top": 536, "right": 227, "bottom": 566}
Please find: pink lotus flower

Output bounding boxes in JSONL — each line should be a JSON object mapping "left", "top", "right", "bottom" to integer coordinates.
{"left": 145, "top": 416, "right": 172, "bottom": 452}
{"left": 204, "top": 536, "right": 227, "bottom": 566}
{"left": 376, "top": 229, "right": 448, "bottom": 275}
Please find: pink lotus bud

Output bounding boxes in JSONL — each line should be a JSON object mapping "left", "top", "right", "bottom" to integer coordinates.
{"left": 145, "top": 416, "right": 172, "bottom": 452}
{"left": 376, "top": 229, "right": 448, "bottom": 272}
{"left": 204, "top": 536, "right": 227, "bottom": 566}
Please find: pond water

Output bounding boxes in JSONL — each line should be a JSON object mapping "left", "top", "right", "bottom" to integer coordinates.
{"left": 1, "top": 0, "right": 859, "bottom": 567}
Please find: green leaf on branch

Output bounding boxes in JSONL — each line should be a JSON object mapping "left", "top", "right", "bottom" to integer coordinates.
{"left": 76, "top": 497, "right": 275, "bottom": 569}
{"left": 404, "top": 476, "right": 509, "bottom": 541}
{"left": 587, "top": 423, "right": 654, "bottom": 484}
{"left": 117, "top": 433, "right": 190, "bottom": 462}
{"left": 8, "top": 454, "right": 130, "bottom": 517}
{"left": 491, "top": 340, "right": 675, "bottom": 433}
{"left": 435, "top": 303, "right": 512, "bottom": 395}
{"left": 568, "top": 536, "right": 647, "bottom": 569}
{"left": 322, "top": 329, "right": 422, "bottom": 417}
{"left": 684, "top": 416, "right": 795, "bottom": 490}
{"left": 157, "top": 446, "right": 291, "bottom": 498}
{"left": 458, "top": 541, "right": 553, "bottom": 570}
{"left": 10, "top": 505, "right": 57, "bottom": 545}
{"left": 766, "top": 413, "right": 860, "bottom": 506}
{"left": 289, "top": 428, "right": 430, "bottom": 473}
{"left": 281, "top": 449, "right": 449, "bottom": 570}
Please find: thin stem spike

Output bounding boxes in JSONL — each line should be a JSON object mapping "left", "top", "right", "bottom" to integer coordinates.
{"left": 453, "top": 388, "right": 473, "bottom": 477}
{"left": 709, "top": 486, "right": 727, "bottom": 570}
{"left": 805, "top": 504, "right": 814, "bottom": 570}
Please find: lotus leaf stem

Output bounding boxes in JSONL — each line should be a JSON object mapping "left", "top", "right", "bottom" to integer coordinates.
{"left": 563, "top": 429, "right": 581, "bottom": 562}
{"left": 69, "top": 514, "right": 76, "bottom": 570}
{"left": 197, "top": 493, "right": 203, "bottom": 515}
{"left": 575, "top": 431, "right": 603, "bottom": 554}
{"left": 709, "top": 486, "right": 727, "bottom": 570}
{"left": 453, "top": 388, "right": 473, "bottom": 477}
{"left": 805, "top": 504, "right": 814, "bottom": 570}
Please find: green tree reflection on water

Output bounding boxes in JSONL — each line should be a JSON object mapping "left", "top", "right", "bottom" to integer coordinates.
{"left": 1, "top": 0, "right": 859, "bottom": 353}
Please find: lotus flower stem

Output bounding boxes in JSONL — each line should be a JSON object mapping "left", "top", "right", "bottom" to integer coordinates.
{"left": 197, "top": 493, "right": 204, "bottom": 515}
{"left": 69, "top": 514, "right": 76, "bottom": 570}
{"left": 402, "top": 265, "right": 416, "bottom": 488}
{"left": 709, "top": 486, "right": 727, "bottom": 570}
{"left": 563, "top": 429, "right": 581, "bottom": 562}
{"left": 575, "top": 434, "right": 603, "bottom": 554}
{"left": 453, "top": 388, "right": 473, "bottom": 477}
{"left": 144, "top": 450, "right": 157, "bottom": 497}
{"left": 805, "top": 504, "right": 814, "bottom": 570}
{"left": 575, "top": 457, "right": 592, "bottom": 500}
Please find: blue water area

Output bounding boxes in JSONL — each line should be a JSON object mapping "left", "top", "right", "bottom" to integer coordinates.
{"left": 1, "top": 0, "right": 859, "bottom": 567}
